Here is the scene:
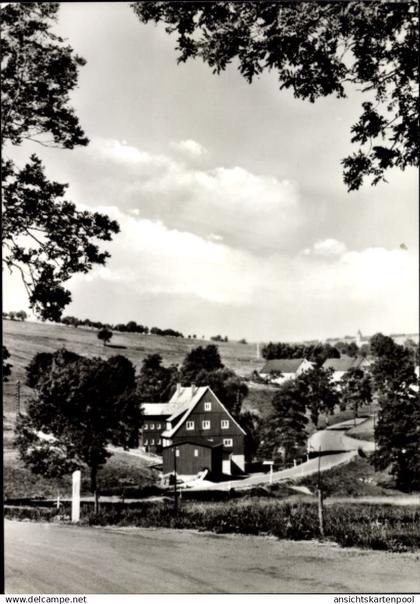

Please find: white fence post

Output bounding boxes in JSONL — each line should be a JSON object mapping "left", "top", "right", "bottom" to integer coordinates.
{"left": 72, "top": 470, "right": 81, "bottom": 523}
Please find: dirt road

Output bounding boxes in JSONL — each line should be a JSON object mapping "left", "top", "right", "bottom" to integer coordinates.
{"left": 5, "top": 521, "right": 419, "bottom": 593}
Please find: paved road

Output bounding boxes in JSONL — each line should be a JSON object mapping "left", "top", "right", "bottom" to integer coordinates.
{"left": 5, "top": 521, "right": 420, "bottom": 594}
{"left": 307, "top": 418, "right": 375, "bottom": 454}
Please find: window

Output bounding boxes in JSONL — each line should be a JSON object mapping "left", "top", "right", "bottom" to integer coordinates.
{"left": 157, "top": 424, "right": 161, "bottom": 430}
{"left": 194, "top": 449, "right": 199, "bottom": 457}
{"left": 175, "top": 449, "right": 180, "bottom": 457}
{"left": 223, "top": 438, "right": 233, "bottom": 447}
{"left": 144, "top": 439, "right": 149, "bottom": 445}
{"left": 204, "top": 402, "right": 211, "bottom": 411}
{"left": 186, "top": 421, "right": 195, "bottom": 430}
{"left": 221, "top": 420, "right": 229, "bottom": 429}
{"left": 202, "top": 420, "right": 211, "bottom": 430}
{"left": 150, "top": 424, "right": 155, "bottom": 430}
{"left": 151, "top": 439, "right": 155, "bottom": 445}
{"left": 158, "top": 439, "right": 161, "bottom": 445}
{"left": 143, "top": 424, "right": 148, "bottom": 431}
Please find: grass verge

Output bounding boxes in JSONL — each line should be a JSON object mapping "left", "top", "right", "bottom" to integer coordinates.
{"left": 5, "top": 498, "right": 419, "bottom": 553}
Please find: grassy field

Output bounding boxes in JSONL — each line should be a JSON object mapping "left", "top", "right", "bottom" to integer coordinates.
{"left": 3, "top": 318, "right": 266, "bottom": 415}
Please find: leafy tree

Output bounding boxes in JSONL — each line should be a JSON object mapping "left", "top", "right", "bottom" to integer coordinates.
{"left": 8, "top": 311, "right": 17, "bottom": 321}
{"left": 259, "top": 379, "right": 308, "bottom": 465}
{"left": 133, "top": 1, "right": 418, "bottom": 190}
{"left": 370, "top": 333, "right": 416, "bottom": 394}
{"left": 370, "top": 333, "right": 419, "bottom": 490}
{"left": 239, "top": 410, "right": 263, "bottom": 462}
{"left": 193, "top": 367, "right": 248, "bottom": 417}
{"left": 136, "top": 353, "right": 179, "bottom": 402}
{"left": 15, "top": 310, "right": 27, "bottom": 321}
{"left": 97, "top": 327, "right": 113, "bottom": 346}
{"left": 180, "top": 344, "right": 224, "bottom": 383}
{"left": 296, "top": 366, "right": 340, "bottom": 427}
{"left": 1, "top": 3, "right": 119, "bottom": 320}
{"left": 2, "top": 346, "right": 12, "bottom": 382}
{"left": 16, "top": 349, "right": 141, "bottom": 510}
{"left": 339, "top": 366, "right": 372, "bottom": 419}
{"left": 373, "top": 385, "right": 420, "bottom": 491}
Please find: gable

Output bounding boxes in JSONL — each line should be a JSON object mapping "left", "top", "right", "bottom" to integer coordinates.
{"left": 162, "top": 387, "right": 246, "bottom": 438}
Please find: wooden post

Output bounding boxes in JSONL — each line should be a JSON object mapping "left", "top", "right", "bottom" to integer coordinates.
{"left": 16, "top": 380, "right": 21, "bottom": 416}
{"left": 317, "top": 447, "right": 324, "bottom": 539}
{"left": 173, "top": 447, "right": 178, "bottom": 514}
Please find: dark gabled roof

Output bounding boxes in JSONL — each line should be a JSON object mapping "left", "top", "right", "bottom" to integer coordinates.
{"left": 163, "top": 440, "right": 223, "bottom": 450}
{"left": 323, "top": 355, "right": 365, "bottom": 371}
{"left": 260, "top": 358, "right": 307, "bottom": 374}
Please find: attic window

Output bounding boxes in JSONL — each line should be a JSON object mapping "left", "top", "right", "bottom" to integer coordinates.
{"left": 202, "top": 420, "right": 211, "bottom": 430}
{"left": 204, "top": 402, "right": 211, "bottom": 411}
{"left": 221, "top": 420, "right": 229, "bottom": 429}
{"left": 186, "top": 421, "right": 195, "bottom": 430}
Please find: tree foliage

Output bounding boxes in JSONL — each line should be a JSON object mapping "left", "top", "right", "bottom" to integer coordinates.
{"left": 136, "top": 354, "right": 179, "bottom": 402}
{"left": 1, "top": 3, "right": 119, "bottom": 320}
{"left": 259, "top": 379, "right": 308, "bottom": 465}
{"left": 2, "top": 346, "right": 12, "bottom": 382}
{"left": 16, "top": 349, "right": 141, "bottom": 498}
{"left": 179, "top": 345, "right": 247, "bottom": 416}
{"left": 133, "top": 1, "right": 418, "bottom": 190}
{"left": 370, "top": 333, "right": 419, "bottom": 491}
{"left": 339, "top": 366, "right": 372, "bottom": 417}
{"left": 262, "top": 341, "right": 340, "bottom": 366}
{"left": 97, "top": 327, "right": 113, "bottom": 346}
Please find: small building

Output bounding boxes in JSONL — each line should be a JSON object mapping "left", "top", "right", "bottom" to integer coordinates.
{"left": 322, "top": 355, "right": 371, "bottom": 382}
{"left": 139, "top": 385, "right": 246, "bottom": 476}
{"left": 162, "top": 441, "right": 223, "bottom": 477}
{"left": 259, "top": 358, "right": 314, "bottom": 385}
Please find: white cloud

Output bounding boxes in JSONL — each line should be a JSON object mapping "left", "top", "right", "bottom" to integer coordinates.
{"left": 304, "top": 238, "right": 347, "bottom": 257}
{"left": 170, "top": 139, "right": 207, "bottom": 158}
{"left": 75, "top": 137, "right": 303, "bottom": 254}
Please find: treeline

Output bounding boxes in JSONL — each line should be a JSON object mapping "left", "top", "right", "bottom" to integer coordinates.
{"left": 3, "top": 310, "right": 27, "bottom": 321}
{"left": 262, "top": 341, "right": 343, "bottom": 366}
{"left": 60, "top": 316, "right": 183, "bottom": 338}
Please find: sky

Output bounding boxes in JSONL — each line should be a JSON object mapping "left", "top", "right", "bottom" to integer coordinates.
{"left": 3, "top": 2, "right": 419, "bottom": 342}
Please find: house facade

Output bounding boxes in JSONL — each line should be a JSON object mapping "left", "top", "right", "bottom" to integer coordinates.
{"left": 140, "top": 385, "right": 246, "bottom": 477}
{"left": 259, "top": 358, "right": 314, "bottom": 385}
{"left": 322, "top": 355, "right": 371, "bottom": 382}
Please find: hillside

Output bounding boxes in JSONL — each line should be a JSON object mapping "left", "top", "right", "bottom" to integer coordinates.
{"left": 3, "top": 319, "right": 266, "bottom": 415}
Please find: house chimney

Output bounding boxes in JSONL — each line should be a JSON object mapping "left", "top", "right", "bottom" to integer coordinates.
{"left": 191, "top": 383, "right": 197, "bottom": 396}
{"left": 176, "top": 382, "right": 181, "bottom": 395}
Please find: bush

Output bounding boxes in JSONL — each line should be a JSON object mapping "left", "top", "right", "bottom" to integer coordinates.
{"left": 4, "top": 505, "right": 60, "bottom": 522}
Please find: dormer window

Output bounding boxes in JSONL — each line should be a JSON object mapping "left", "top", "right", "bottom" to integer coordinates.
{"left": 204, "top": 402, "right": 211, "bottom": 411}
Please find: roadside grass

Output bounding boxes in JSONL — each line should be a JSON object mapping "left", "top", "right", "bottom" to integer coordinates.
{"left": 3, "top": 449, "right": 157, "bottom": 499}
{"left": 297, "top": 458, "right": 396, "bottom": 497}
{"left": 5, "top": 498, "right": 419, "bottom": 552}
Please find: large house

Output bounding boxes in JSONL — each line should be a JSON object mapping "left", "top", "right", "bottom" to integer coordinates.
{"left": 140, "top": 385, "right": 246, "bottom": 477}
{"left": 259, "top": 358, "right": 314, "bottom": 384}
{"left": 322, "top": 355, "right": 371, "bottom": 382}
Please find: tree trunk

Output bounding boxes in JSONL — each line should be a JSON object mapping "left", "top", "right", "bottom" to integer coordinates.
{"left": 90, "top": 465, "right": 99, "bottom": 514}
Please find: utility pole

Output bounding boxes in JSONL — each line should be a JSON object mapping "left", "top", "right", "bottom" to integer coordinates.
{"left": 173, "top": 447, "right": 178, "bottom": 514}
{"left": 16, "top": 380, "right": 21, "bottom": 416}
{"left": 317, "top": 447, "right": 324, "bottom": 539}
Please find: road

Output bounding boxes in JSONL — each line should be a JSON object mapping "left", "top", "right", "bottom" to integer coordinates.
{"left": 308, "top": 418, "right": 375, "bottom": 454}
{"left": 5, "top": 521, "right": 420, "bottom": 594}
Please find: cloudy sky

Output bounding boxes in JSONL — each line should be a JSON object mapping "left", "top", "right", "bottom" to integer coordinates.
{"left": 4, "top": 2, "right": 419, "bottom": 342}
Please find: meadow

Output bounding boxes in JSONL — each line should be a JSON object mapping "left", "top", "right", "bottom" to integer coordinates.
{"left": 3, "top": 318, "right": 266, "bottom": 415}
